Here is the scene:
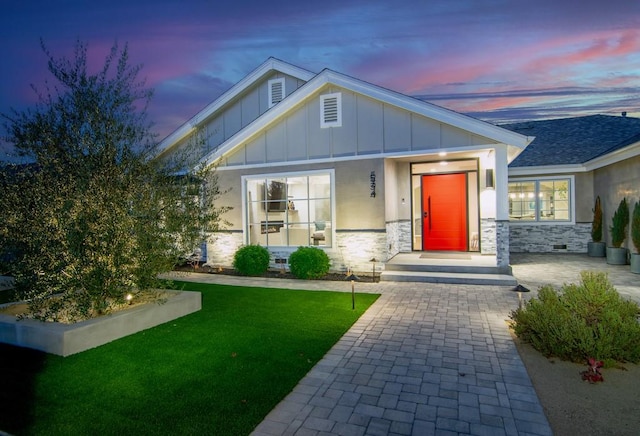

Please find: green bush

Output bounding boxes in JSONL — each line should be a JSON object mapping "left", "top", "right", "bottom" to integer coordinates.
{"left": 289, "top": 247, "right": 330, "bottom": 280}
{"left": 233, "top": 245, "right": 270, "bottom": 276}
{"left": 510, "top": 271, "right": 640, "bottom": 366}
{"left": 591, "top": 195, "right": 603, "bottom": 242}
{"left": 610, "top": 197, "right": 629, "bottom": 248}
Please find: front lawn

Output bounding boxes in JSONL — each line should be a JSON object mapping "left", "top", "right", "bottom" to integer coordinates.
{"left": 0, "top": 282, "right": 379, "bottom": 435}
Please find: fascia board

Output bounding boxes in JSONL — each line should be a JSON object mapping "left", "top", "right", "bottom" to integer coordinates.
{"left": 508, "top": 164, "right": 586, "bottom": 177}
{"left": 199, "top": 69, "right": 534, "bottom": 168}
{"left": 199, "top": 71, "right": 333, "bottom": 167}
{"left": 583, "top": 141, "right": 640, "bottom": 171}
{"left": 321, "top": 71, "right": 534, "bottom": 149}
{"left": 156, "top": 58, "right": 315, "bottom": 156}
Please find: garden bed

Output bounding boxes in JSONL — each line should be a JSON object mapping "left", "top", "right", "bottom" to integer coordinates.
{"left": 0, "top": 290, "right": 201, "bottom": 356}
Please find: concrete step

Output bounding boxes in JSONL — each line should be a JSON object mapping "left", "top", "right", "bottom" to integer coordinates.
{"left": 384, "top": 263, "right": 511, "bottom": 275}
{"left": 380, "top": 270, "right": 518, "bottom": 286}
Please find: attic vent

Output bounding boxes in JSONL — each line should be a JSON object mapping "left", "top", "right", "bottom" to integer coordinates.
{"left": 268, "top": 78, "right": 285, "bottom": 108}
{"left": 320, "top": 93, "right": 342, "bottom": 128}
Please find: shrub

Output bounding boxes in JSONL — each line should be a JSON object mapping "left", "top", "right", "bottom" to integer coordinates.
{"left": 609, "top": 197, "right": 629, "bottom": 248}
{"left": 632, "top": 201, "right": 640, "bottom": 253}
{"left": 510, "top": 271, "right": 640, "bottom": 366}
{"left": 591, "top": 195, "right": 603, "bottom": 242}
{"left": 233, "top": 245, "right": 270, "bottom": 276}
{"left": 289, "top": 247, "right": 330, "bottom": 280}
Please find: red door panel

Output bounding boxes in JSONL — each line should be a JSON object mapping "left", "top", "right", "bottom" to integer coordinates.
{"left": 422, "top": 173, "right": 467, "bottom": 251}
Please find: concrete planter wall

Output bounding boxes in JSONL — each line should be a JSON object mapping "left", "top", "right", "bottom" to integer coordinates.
{"left": 606, "top": 247, "right": 628, "bottom": 265}
{"left": 631, "top": 253, "right": 640, "bottom": 274}
{"left": 0, "top": 291, "right": 201, "bottom": 357}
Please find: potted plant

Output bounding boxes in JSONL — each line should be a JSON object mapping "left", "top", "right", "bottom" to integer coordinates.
{"left": 631, "top": 201, "right": 640, "bottom": 274}
{"left": 587, "top": 196, "right": 605, "bottom": 257}
{"left": 607, "top": 197, "right": 629, "bottom": 265}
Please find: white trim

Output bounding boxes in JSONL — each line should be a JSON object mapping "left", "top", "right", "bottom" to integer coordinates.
{"left": 241, "top": 169, "right": 335, "bottom": 248}
{"left": 508, "top": 175, "right": 575, "bottom": 225}
{"left": 198, "top": 68, "right": 532, "bottom": 168}
{"left": 268, "top": 78, "right": 285, "bottom": 108}
{"left": 156, "top": 58, "right": 315, "bottom": 157}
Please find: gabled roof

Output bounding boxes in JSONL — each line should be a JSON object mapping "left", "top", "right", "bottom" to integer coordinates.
{"left": 156, "top": 57, "right": 315, "bottom": 156}
{"left": 198, "top": 65, "right": 533, "bottom": 167}
{"left": 503, "top": 115, "right": 640, "bottom": 168}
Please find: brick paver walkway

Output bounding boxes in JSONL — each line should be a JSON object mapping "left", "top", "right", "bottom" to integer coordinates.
{"left": 251, "top": 283, "right": 552, "bottom": 436}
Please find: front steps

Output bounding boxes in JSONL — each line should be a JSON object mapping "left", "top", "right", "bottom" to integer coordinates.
{"left": 380, "top": 256, "right": 517, "bottom": 286}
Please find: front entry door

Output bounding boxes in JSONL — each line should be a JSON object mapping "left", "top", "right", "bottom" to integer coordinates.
{"left": 422, "top": 173, "right": 468, "bottom": 251}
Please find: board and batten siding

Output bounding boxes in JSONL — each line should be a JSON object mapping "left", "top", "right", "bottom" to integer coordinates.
{"left": 220, "top": 86, "right": 499, "bottom": 167}
{"left": 163, "top": 72, "right": 306, "bottom": 162}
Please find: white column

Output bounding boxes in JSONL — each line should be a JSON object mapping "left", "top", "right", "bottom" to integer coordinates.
{"left": 494, "top": 145, "right": 509, "bottom": 221}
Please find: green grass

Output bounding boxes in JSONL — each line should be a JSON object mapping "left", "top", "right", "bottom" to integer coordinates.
{"left": 0, "top": 282, "right": 379, "bottom": 435}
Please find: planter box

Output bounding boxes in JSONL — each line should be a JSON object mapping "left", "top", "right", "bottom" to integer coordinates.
{"left": 587, "top": 242, "right": 606, "bottom": 257}
{"left": 631, "top": 253, "right": 640, "bottom": 274}
{"left": 0, "top": 291, "right": 201, "bottom": 356}
{"left": 606, "top": 247, "right": 629, "bottom": 265}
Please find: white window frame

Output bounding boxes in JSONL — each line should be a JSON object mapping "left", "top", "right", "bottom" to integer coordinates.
{"left": 508, "top": 175, "right": 575, "bottom": 224}
{"left": 268, "top": 78, "right": 285, "bottom": 108}
{"left": 320, "top": 93, "right": 342, "bottom": 128}
{"left": 241, "top": 169, "right": 335, "bottom": 248}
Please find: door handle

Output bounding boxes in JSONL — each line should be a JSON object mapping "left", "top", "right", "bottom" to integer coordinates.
{"left": 428, "top": 196, "right": 432, "bottom": 231}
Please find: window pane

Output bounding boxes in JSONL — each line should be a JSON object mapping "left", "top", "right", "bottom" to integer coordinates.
{"left": 508, "top": 181, "right": 536, "bottom": 220}
{"left": 246, "top": 172, "right": 332, "bottom": 247}
{"left": 540, "top": 180, "right": 570, "bottom": 221}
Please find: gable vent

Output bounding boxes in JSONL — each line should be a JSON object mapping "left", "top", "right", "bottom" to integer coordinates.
{"left": 268, "top": 78, "right": 285, "bottom": 108}
{"left": 320, "top": 93, "right": 342, "bottom": 128}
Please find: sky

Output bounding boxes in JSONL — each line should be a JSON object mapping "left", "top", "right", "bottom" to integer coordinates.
{"left": 1, "top": 0, "right": 640, "bottom": 157}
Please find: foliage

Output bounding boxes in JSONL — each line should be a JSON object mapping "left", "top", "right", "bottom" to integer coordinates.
{"left": 632, "top": 201, "right": 640, "bottom": 253}
{"left": 0, "top": 40, "right": 229, "bottom": 321}
{"left": 609, "top": 197, "right": 629, "bottom": 248}
{"left": 581, "top": 357, "right": 604, "bottom": 383}
{"left": 591, "top": 195, "right": 603, "bottom": 242}
{"left": 510, "top": 271, "right": 640, "bottom": 366}
{"left": 289, "top": 246, "right": 331, "bottom": 279}
{"left": 0, "top": 282, "right": 380, "bottom": 435}
{"left": 232, "top": 244, "right": 270, "bottom": 276}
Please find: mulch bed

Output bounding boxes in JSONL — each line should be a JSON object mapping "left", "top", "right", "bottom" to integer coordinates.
{"left": 173, "top": 263, "right": 378, "bottom": 283}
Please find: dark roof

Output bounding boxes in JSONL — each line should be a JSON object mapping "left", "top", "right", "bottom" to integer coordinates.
{"left": 501, "top": 115, "right": 640, "bottom": 167}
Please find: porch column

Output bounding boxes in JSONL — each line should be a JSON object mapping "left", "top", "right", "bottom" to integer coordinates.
{"left": 494, "top": 145, "right": 510, "bottom": 268}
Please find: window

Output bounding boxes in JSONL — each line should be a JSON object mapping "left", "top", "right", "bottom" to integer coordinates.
{"left": 244, "top": 171, "right": 333, "bottom": 247}
{"left": 268, "top": 78, "right": 285, "bottom": 108}
{"left": 508, "top": 178, "right": 572, "bottom": 222}
{"left": 320, "top": 93, "right": 342, "bottom": 128}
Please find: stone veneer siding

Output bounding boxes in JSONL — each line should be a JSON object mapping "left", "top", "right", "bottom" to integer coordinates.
{"left": 386, "top": 219, "right": 411, "bottom": 259}
{"left": 480, "top": 219, "right": 496, "bottom": 255}
{"left": 509, "top": 223, "right": 591, "bottom": 253}
{"left": 496, "top": 220, "right": 510, "bottom": 269}
{"left": 205, "top": 232, "right": 244, "bottom": 268}
{"left": 204, "top": 230, "right": 389, "bottom": 274}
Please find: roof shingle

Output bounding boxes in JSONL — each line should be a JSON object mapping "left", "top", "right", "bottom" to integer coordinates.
{"left": 502, "top": 115, "right": 640, "bottom": 167}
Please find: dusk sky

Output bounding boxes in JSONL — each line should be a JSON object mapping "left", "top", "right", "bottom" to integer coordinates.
{"left": 2, "top": 0, "right": 639, "bottom": 153}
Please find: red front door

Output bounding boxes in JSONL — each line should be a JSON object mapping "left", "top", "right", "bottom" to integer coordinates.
{"left": 422, "top": 173, "right": 468, "bottom": 251}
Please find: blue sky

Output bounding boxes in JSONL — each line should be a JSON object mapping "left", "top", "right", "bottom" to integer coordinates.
{"left": 2, "top": 0, "right": 639, "bottom": 152}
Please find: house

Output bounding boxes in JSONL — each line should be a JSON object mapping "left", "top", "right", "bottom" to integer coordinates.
{"left": 157, "top": 58, "right": 534, "bottom": 274}
{"left": 503, "top": 115, "right": 640, "bottom": 253}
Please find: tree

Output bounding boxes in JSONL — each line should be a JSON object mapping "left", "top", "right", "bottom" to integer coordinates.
{"left": 0, "top": 40, "right": 229, "bottom": 322}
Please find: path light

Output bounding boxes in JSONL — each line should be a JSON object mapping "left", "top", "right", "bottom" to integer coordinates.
{"left": 345, "top": 272, "right": 360, "bottom": 310}
{"left": 370, "top": 258, "right": 378, "bottom": 283}
{"left": 126, "top": 294, "right": 133, "bottom": 305}
{"left": 511, "top": 284, "right": 530, "bottom": 309}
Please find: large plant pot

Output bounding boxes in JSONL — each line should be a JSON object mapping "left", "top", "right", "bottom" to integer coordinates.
{"left": 587, "top": 242, "right": 606, "bottom": 257}
{"left": 631, "top": 253, "right": 640, "bottom": 274}
{"left": 606, "top": 247, "right": 628, "bottom": 265}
